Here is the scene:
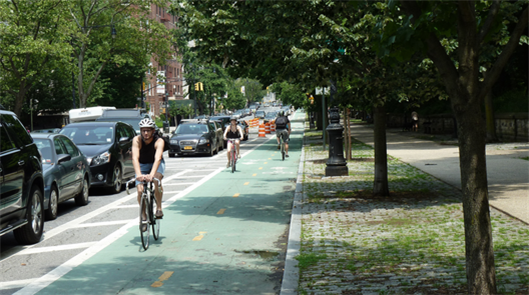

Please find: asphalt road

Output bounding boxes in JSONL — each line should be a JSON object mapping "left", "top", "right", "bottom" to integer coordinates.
{"left": 0, "top": 108, "right": 301, "bottom": 295}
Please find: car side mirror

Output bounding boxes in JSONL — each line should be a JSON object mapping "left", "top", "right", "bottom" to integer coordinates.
{"left": 119, "top": 137, "right": 130, "bottom": 143}
{"left": 57, "top": 154, "right": 71, "bottom": 164}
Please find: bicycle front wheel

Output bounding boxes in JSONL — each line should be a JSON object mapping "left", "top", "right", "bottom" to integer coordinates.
{"left": 140, "top": 195, "right": 150, "bottom": 250}
{"left": 281, "top": 142, "right": 285, "bottom": 161}
{"left": 151, "top": 196, "right": 160, "bottom": 240}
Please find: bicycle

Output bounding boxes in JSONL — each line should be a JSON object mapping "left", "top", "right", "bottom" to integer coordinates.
{"left": 126, "top": 177, "right": 162, "bottom": 250}
{"left": 227, "top": 139, "right": 237, "bottom": 173}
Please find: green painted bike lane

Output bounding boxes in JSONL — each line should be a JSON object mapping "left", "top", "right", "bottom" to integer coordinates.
{"left": 29, "top": 112, "right": 306, "bottom": 295}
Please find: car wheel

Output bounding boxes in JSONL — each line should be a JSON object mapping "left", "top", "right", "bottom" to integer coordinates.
{"left": 110, "top": 165, "right": 122, "bottom": 194}
{"left": 75, "top": 177, "right": 89, "bottom": 206}
{"left": 14, "top": 185, "right": 44, "bottom": 245}
{"left": 244, "top": 134, "right": 249, "bottom": 141}
{"left": 45, "top": 185, "right": 58, "bottom": 220}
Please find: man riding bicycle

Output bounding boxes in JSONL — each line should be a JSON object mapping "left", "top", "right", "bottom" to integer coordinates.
{"left": 223, "top": 116, "right": 244, "bottom": 167}
{"left": 275, "top": 111, "right": 291, "bottom": 157}
{"left": 132, "top": 118, "right": 165, "bottom": 231}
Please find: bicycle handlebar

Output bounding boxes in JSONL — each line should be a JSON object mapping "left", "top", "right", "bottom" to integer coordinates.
{"left": 126, "top": 177, "right": 161, "bottom": 195}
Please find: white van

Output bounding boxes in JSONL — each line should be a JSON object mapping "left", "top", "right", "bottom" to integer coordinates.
{"left": 69, "top": 106, "right": 116, "bottom": 123}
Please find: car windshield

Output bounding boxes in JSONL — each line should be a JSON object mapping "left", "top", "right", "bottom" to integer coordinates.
{"left": 265, "top": 112, "right": 277, "bottom": 119}
{"left": 61, "top": 126, "right": 114, "bottom": 145}
{"left": 175, "top": 124, "right": 208, "bottom": 135}
{"left": 32, "top": 138, "right": 54, "bottom": 164}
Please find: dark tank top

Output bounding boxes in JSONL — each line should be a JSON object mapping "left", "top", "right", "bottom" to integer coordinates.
{"left": 226, "top": 126, "right": 240, "bottom": 138}
{"left": 139, "top": 135, "right": 162, "bottom": 164}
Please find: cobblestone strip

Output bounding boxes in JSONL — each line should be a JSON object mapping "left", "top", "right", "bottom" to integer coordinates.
{"left": 297, "top": 127, "right": 529, "bottom": 295}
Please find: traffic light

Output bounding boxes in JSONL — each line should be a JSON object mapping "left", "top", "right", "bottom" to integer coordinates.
{"left": 199, "top": 82, "right": 203, "bottom": 91}
{"left": 195, "top": 83, "right": 199, "bottom": 91}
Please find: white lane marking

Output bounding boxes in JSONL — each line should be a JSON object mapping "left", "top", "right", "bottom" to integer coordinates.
{"left": 14, "top": 242, "right": 97, "bottom": 256}
{"left": 74, "top": 220, "right": 134, "bottom": 227}
{"left": 14, "top": 166, "right": 226, "bottom": 295}
{"left": 163, "top": 182, "right": 194, "bottom": 186}
{"left": 0, "top": 279, "right": 37, "bottom": 290}
{"left": 0, "top": 169, "right": 192, "bottom": 263}
{"left": 113, "top": 205, "right": 138, "bottom": 209}
{"left": 13, "top": 138, "right": 275, "bottom": 295}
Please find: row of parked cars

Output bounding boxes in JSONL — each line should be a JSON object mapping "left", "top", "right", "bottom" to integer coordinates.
{"left": 0, "top": 107, "right": 149, "bottom": 245}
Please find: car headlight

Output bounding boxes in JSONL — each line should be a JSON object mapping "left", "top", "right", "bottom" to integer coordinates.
{"left": 170, "top": 139, "right": 178, "bottom": 145}
{"left": 198, "top": 138, "right": 209, "bottom": 144}
{"left": 90, "top": 152, "right": 111, "bottom": 166}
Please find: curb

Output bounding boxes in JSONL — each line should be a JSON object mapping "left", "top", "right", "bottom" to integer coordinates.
{"left": 280, "top": 112, "right": 305, "bottom": 295}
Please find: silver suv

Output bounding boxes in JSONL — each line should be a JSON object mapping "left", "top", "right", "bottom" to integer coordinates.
{"left": 1, "top": 110, "right": 45, "bottom": 244}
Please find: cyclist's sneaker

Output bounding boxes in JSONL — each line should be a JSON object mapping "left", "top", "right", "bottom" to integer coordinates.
{"left": 226, "top": 161, "right": 230, "bottom": 168}
{"left": 238, "top": 154, "right": 241, "bottom": 159}
{"left": 277, "top": 145, "right": 280, "bottom": 150}
{"left": 286, "top": 154, "right": 289, "bottom": 158}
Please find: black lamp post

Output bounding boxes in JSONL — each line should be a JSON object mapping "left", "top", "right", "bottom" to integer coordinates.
{"left": 325, "top": 106, "right": 348, "bottom": 176}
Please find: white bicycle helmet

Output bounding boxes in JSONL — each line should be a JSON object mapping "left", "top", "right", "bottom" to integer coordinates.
{"left": 139, "top": 118, "right": 156, "bottom": 128}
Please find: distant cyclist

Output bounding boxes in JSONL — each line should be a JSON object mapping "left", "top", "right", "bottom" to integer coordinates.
{"left": 132, "top": 118, "right": 165, "bottom": 230}
{"left": 275, "top": 111, "right": 291, "bottom": 157}
{"left": 223, "top": 116, "right": 244, "bottom": 167}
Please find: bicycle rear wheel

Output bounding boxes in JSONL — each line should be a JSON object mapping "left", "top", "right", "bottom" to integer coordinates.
{"left": 151, "top": 195, "right": 160, "bottom": 240}
{"left": 140, "top": 194, "right": 150, "bottom": 250}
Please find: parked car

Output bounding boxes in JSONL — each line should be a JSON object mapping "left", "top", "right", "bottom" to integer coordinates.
{"left": 210, "top": 120, "right": 225, "bottom": 151}
{"left": 32, "top": 128, "right": 61, "bottom": 134}
{"left": 30, "top": 133, "right": 91, "bottom": 220}
{"left": 209, "top": 116, "right": 231, "bottom": 131}
{"left": 255, "top": 110, "right": 266, "bottom": 119}
{"left": 96, "top": 116, "right": 146, "bottom": 135}
{"left": 232, "top": 110, "right": 244, "bottom": 119}
{"left": 60, "top": 121, "right": 136, "bottom": 194}
{"left": 264, "top": 111, "right": 278, "bottom": 123}
{"left": 168, "top": 120, "right": 220, "bottom": 157}
{"left": 243, "top": 108, "right": 252, "bottom": 117}
{"left": 0, "top": 110, "right": 45, "bottom": 244}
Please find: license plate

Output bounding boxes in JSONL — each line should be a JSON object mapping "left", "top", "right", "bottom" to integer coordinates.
{"left": 184, "top": 146, "right": 193, "bottom": 150}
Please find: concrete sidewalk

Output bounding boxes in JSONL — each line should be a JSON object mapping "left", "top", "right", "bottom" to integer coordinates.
{"left": 351, "top": 124, "right": 529, "bottom": 224}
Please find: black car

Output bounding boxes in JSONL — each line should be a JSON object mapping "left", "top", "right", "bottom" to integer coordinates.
{"left": 209, "top": 116, "right": 231, "bottom": 129}
{"left": 60, "top": 121, "right": 136, "bottom": 194}
{"left": 168, "top": 121, "right": 220, "bottom": 157}
{"left": 31, "top": 133, "right": 91, "bottom": 220}
{"left": 1, "top": 110, "right": 45, "bottom": 244}
{"left": 96, "top": 116, "right": 145, "bottom": 136}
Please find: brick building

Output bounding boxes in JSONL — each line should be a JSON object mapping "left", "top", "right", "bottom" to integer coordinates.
{"left": 143, "top": 4, "right": 183, "bottom": 118}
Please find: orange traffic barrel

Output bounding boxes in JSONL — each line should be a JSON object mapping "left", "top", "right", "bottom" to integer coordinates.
{"left": 270, "top": 120, "right": 276, "bottom": 132}
{"left": 264, "top": 122, "right": 271, "bottom": 134}
{"left": 258, "top": 124, "right": 266, "bottom": 137}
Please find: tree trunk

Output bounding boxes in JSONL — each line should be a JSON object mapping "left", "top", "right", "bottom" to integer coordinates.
{"left": 453, "top": 100, "right": 497, "bottom": 294}
{"left": 484, "top": 91, "right": 498, "bottom": 142}
{"left": 373, "top": 105, "right": 389, "bottom": 196}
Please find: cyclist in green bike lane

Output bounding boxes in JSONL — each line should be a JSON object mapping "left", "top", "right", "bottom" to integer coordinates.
{"left": 132, "top": 118, "right": 165, "bottom": 231}
{"left": 223, "top": 116, "right": 244, "bottom": 168}
{"left": 275, "top": 111, "right": 291, "bottom": 157}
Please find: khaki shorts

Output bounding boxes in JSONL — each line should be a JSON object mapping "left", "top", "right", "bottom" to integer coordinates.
{"left": 276, "top": 129, "right": 289, "bottom": 143}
